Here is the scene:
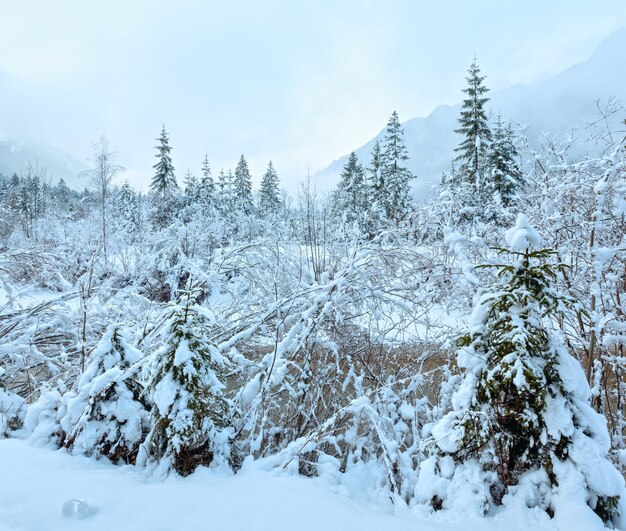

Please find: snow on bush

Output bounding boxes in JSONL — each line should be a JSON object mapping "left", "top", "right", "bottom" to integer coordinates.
{"left": 0, "top": 383, "right": 24, "bottom": 437}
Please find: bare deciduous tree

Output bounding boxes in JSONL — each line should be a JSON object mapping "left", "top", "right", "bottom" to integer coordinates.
{"left": 87, "top": 136, "right": 124, "bottom": 263}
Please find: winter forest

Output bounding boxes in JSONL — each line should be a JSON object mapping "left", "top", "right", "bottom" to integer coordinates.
{"left": 1, "top": 6, "right": 626, "bottom": 531}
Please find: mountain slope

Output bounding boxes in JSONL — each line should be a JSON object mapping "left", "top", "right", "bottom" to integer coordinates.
{"left": 0, "top": 137, "right": 89, "bottom": 189}
{"left": 315, "top": 28, "right": 626, "bottom": 200}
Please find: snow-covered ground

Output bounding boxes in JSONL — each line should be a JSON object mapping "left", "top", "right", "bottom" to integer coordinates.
{"left": 0, "top": 438, "right": 606, "bottom": 531}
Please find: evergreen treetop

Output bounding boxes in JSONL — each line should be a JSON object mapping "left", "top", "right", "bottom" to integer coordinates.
{"left": 198, "top": 154, "right": 215, "bottom": 209}
{"left": 258, "top": 161, "right": 281, "bottom": 214}
{"left": 380, "top": 111, "right": 413, "bottom": 222}
{"left": 454, "top": 58, "right": 492, "bottom": 189}
{"left": 333, "top": 152, "right": 367, "bottom": 226}
{"left": 233, "top": 155, "right": 253, "bottom": 214}
{"left": 201, "top": 154, "right": 214, "bottom": 191}
{"left": 487, "top": 114, "right": 523, "bottom": 207}
{"left": 150, "top": 125, "right": 177, "bottom": 194}
{"left": 368, "top": 139, "right": 384, "bottom": 207}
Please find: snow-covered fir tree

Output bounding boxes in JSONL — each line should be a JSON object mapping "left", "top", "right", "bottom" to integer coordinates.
{"left": 454, "top": 58, "right": 492, "bottom": 191}
{"left": 365, "top": 139, "right": 387, "bottom": 234}
{"left": 380, "top": 111, "right": 413, "bottom": 222}
{"left": 368, "top": 139, "right": 384, "bottom": 203}
{"left": 486, "top": 114, "right": 523, "bottom": 208}
{"left": 150, "top": 125, "right": 177, "bottom": 193}
{"left": 416, "top": 215, "right": 624, "bottom": 525}
{"left": 62, "top": 325, "right": 148, "bottom": 463}
{"left": 53, "top": 178, "right": 71, "bottom": 211}
{"left": 215, "top": 168, "right": 228, "bottom": 210}
{"left": 332, "top": 151, "right": 368, "bottom": 228}
{"left": 183, "top": 170, "right": 199, "bottom": 205}
{"left": 258, "top": 161, "right": 281, "bottom": 214}
{"left": 113, "top": 180, "right": 141, "bottom": 236}
{"left": 198, "top": 154, "right": 215, "bottom": 209}
{"left": 233, "top": 154, "right": 253, "bottom": 214}
{"left": 139, "top": 282, "right": 232, "bottom": 475}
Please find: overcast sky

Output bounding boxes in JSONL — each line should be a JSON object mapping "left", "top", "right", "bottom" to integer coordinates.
{"left": 1, "top": 0, "right": 625, "bottom": 191}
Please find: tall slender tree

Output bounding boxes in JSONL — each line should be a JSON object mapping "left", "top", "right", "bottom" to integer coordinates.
{"left": 368, "top": 140, "right": 383, "bottom": 206}
{"left": 486, "top": 115, "right": 523, "bottom": 207}
{"left": 233, "top": 155, "right": 253, "bottom": 214}
{"left": 454, "top": 58, "right": 492, "bottom": 190}
{"left": 258, "top": 161, "right": 281, "bottom": 214}
{"left": 380, "top": 111, "right": 413, "bottom": 222}
{"left": 198, "top": 154, "right": 215, "bottom": 210}
{"left": 333, "top": 152, "right": 367, "bottom": 226}
{"left": 150, "top": 126, "right": 177, "bottom": 193}
{"left": 216, "top": 168, "right": 228, "bottom": 207}
{"left": 53, "top": 178, "right": 71, "bottom": 210}
{"left": 183, "top": 170, "right": 199, "bottom": 203}
{"left": 114, "top": 180, "right": 141, "bottom": 236}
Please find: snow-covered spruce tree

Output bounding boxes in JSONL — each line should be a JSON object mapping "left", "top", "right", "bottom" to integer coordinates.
{"left": 52, "top": 177, "right": 72, "bottom": 211}
{"left": 486, "top": 115, "right": 523, "bottom": 209}
{"left": 199, "top": 154, "right": 215, "bottom": 210}
{"left": 380, "top": 111, "right": 414, "bottom": 222}
{"left": 150, "top": 126, "right": 180, "bottom": 228}
{"left": 62, "top": 325, "right": 148, "bottom": 463}
{"left": 258, "top": 160, "right": 281, "bottom": 214}
{"left": 114, "top": 180, "right": 141, "bottom": 237}
{"left": 365, "top": 139, "right": 387, "bottom": 234}
{"left": 150, "top": 125, "right": 177, "bottom": 193}
{"left": 212, "top": 168, "right": 229, "bottom": 215}
{"left": 454, "top": 58, "right": 492, "bottom": 192}
{"left": 233, "top": 154, "right": 253, "bottom": 214}
{"left": 332, "top": 152, "right": 368, "bottom": 229}
{"left": 139, "top": 282, "right": 232, "bottom": 476}
{"left": 183, "top": 170, "right": 199, "bottom": 201}
{"left": 415, "top": 215, "right": 623, "bottom": 526}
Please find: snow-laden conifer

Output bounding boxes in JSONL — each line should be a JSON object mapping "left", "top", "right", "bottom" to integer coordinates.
{"left": 150, "top": 125, "right": 177, "bottom": 193}
{"left": 416, "top": 215, "right": 623, "bottom": 526}
{"left": 258, "top": 161, "right": 281, "bottom": 214}
{"left": 380, "top": 111, "right": 413, "bottom": 222}
{"left": 63, "top": 325, "right": 148, "bottom": 463}
{"left": 198, "top": 154, "right": 215, "bottom": 209}
{"left": 365, "top": 140, "right": 385, "bottom": 225}
{"left": 114, "top": 180, "right": 141, "bottom": 236}
{"left": 139, "top": 282, "right": 232, "bottom": 475}
{"left": 454, "top": 58, "right": 492, "bottom": 190}
{"left": 233, "top": 155, "right": 253, "bottom": 214}
{"left": 332, "top": 152, "right": 368, "bottom": 229}
{"left": 486, "top": 115, "right": 523, "bottom": 208}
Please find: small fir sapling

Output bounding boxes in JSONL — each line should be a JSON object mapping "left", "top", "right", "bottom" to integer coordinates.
{"left": 138, "top": 281, "right": 232, "bottom": 476}
{"left": 63, "top": 325, "right": 148, "bottom": 463}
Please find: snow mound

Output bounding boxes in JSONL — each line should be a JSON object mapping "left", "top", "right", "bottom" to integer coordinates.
{"left": 505, "top": 214, "right": 541, "bottom": 251}
{"left": 61, "top": 499, "right": 98, "bottom": 519}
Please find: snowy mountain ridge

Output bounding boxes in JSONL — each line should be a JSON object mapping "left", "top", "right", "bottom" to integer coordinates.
{"left": 0, "top": 137, "right": 89, "bottom": 190}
